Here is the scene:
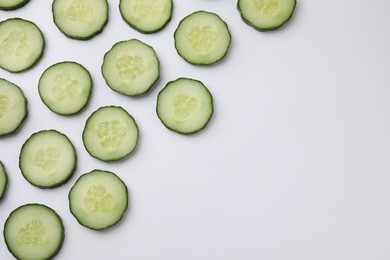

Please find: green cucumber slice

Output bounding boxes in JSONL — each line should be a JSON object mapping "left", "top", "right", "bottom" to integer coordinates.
{"left": 82, "top": 106, "right": 139, "bottom": 162}
{"left": 157, "top": 77, "right": 213, "bottom": 134}
{"left": 3, "top": 203, "right": 64, "bottom": 260}
{"left": 38, "top": 61, "right": 93, "bottom": 115}
{"left": 0, "top": 78, "right": 28, "bottom": 137}
{"left": 119, "top": 0, "right": 173, "bottom": 33}
{"left": 0, "top": 18, "right": 45, "bottom": 73}
{"left": 102, "top": 39, "right": 160, "bottom": 96}
{"left": 0, "top": 0, "right": 29, "bottom": 10}
{"left": 69, "top": 169, "right": 128, "bottom": 230}
{"left": 0, "top": 161, "right": 7, "bottom": 201}
{"left": 19, "top": 129, "right": 77, "bottom": 188}
{"left": 237, "top": 0, "right": 296, "bottom": 31}
{"left": 52, "top": 0, "right": 109, "bottom": 40}
{"left": 174, "top": 11, "right": 231, "bottom": 65}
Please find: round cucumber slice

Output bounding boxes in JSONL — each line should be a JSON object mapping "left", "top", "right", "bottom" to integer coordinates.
{"left": 19, "top": 129, "right": 77, "bottom": 188}
{"left": 3, "top": 203, "right": 64, "bottom": 260}
{"left": 69, "top": 169, "right": 128, "bottom": 230}
{"left": 174, "top": 11, "right": 231, "bottom": 65}
{"left": 119, "top": 0, "right": 173, "bottom": 33}
{"left": 82, "top": 106, "right": 139, "bottom": 162}
{"left": 0, "top": 0, "right": 29, "bottom": 10}
{"left": 238, "top": 0, "right": 296, "bottom": 31}
{"left": 157, "top": 77, "right": 214, "bottom": 134}
{"left": 0, "top": 18, "right": 45, "bottom": 73}
{"left": 52, "top": 0, "right": 109, "bottom": 40}
{"left": 0, "top": 78, "right": 28, "bottom": 137}
{"left": 102, "top": 39, "right": 160, "bottom": 96}
{"left": 38, "top": 61, "right": 93, "bottom": 115}
{"left": 0, "top": 161, "right": 7, "bottom": 201}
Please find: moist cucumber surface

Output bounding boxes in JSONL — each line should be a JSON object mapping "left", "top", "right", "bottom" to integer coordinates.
{"left": 19, "top": 129, "right": 77, "bottom": 188}
{"left": 0, "top": 161, "right": 7, "bottom": 201}
{"left": 3, "top": 203, "right": 64, "bottom": 260}
{"left": 174, "top": 11, "right": 231, "bottom": 65}
{"left": 238, "top": 0, "right": 296, "bottom": 31}
{"left": 0, "top": 0, "right": 29, "bottom": 10}
{"left": 82, "top": 106, "right": 139, "bottom": 161}
{"left": 69, "top": 169, "right": 128, "bottom": 230}
{"left": 119, "top": 0, "right": 173, "bottom": 33}
{"left": 157, "top": 77, "right": 213, "bottom": 134}
{"left": 0, "top": 18, "right": 45, "bottom": 72}
{"left": 102, "top": 39, "right": 160, "bottom": 96}
{"left": 0, "top": 78, "right": 28, "bottom": 137}
{"left": 38, "top": 61, "right": 93, "bottom": 115}
{"left": 52, "top": 0, "right": 109, "bottom": 40}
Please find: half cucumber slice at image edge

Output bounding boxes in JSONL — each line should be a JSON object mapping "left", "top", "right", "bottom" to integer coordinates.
{"left": 102, "top": 38, "right": 160, "bottom": 96}
{"left": 19, "top": 129, "right": 77, "bottom": 189}
{"left": 0, "top": 161, "right": 7, "bottom": 201}
{"left": 237, "top": 0, "right": 296, "bottom": 31}
{"left": 52, "top": 0, "right": 109, "bottom": 40}
{"left": 38, "top": 61, "right": 93, "bottom": 115}
{"left": 157, "top": 77, "right": 214, "bottom": 135}
{"left": 119, "top": 0, "right": 173, "bottom": 33}
{"left": 174, "top": 10, "right": 231, "bottom": 65}
{"left": 0, "top": 78, "right": 28, "bottom": 137}
{"left": 0, "top": 0, "right": 30, "bottom": 10}
{"left": 69, "top": 169, "right": 128, "bottom": 230}
{"left": 3, "top": 203, "right": 65, "bottom": 260}
{"left": 0, "top": 18, "right": 45, "bottom": 73}
{"left": 82, "top": 106, "right": 139, "bottom": 162}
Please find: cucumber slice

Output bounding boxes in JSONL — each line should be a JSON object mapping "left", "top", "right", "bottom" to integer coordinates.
{"left": 0, "top": 18, "right": 45, "bottom": 73}
{"left": 52, "top": 0, "right": 109, "bottom": 40}
{"left": 157, "top": 77, "right": 213, "bottom": 134}
{"left": 19, "top": 129, "right": 77, "bottom": 188}
{"left": 0, "top": 161, "right": 7, "bottom": 201}
{"left": 38, "top": 61, "right": 92, "bottom": 115}
{"left": 3, "top": 203, "right": 64, "bottom": 260}
{"left": 69, "top": 169, "right": 128, "bottom": 230}
{"left": 174, "top": 11, "right": 231, "bottom": 65}
{"left": 237, "top": 0, "right": 296, "bottom": 31}
{"left": 102, "top": 39, "right": 160, "bottom": 96}
{"left": 0, "top": 78, "right": 28, "bottom": 137}
{"left": 119, "top": 0, "right": 173, "bottom": 33}
{"left": 82, "top": 106, "right": 139, "bottom": 162}
{"left": 0, "top": 0, "right": 29, "bottom": 10}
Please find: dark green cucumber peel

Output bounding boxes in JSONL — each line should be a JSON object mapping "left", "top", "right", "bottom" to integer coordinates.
{"left": 0, "top": 161, "right": 8, "bottom": 201}
{"left": 0, "top": 0, "right": 30, "bottom": 10}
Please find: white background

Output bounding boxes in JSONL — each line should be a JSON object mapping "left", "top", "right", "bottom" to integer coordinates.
{"left": 1, "top": 0, "right": 390, "bottom": 259}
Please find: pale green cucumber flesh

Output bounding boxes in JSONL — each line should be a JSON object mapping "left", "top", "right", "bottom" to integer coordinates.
{"left": 0, "top": 78, "right": 28, "bottom": 136}
{"left": 0, "top": 161, "right": 7, "bottom": 201}
{"left": 157, "top": 77, "right": 213, "bottom": 134}
{"left": 69, "top": 169, "right": 128, "bottom": 230}
{"left": 0, "top": 18, "right": 44, "bottom": 72}
{"left": 19, "top": 129, "right": 77, "bottom": 188}
{"left": 3, "top": 203, "right": 64, "bottom": 260}
{"left": 238, "top": 0, "right": 296, "bottom": 31}
{"left": 52, "top": 0, "right": 108, "bottom": 40}
{"left": 119, "top": 0, "right": 173, "bottom": 33}
{"left": 174, "top": 11, "right": 231, "bottom": 65}
{"left": 38, "top": 61, "right": 92, "bottom": 115}
{"left": 102, "top": 39, "right": 160, "bottom": 96}
{"left": 0, "top": 0, "right": 29, "bottom": 10}
{"left": 82, "top": 106, "right": 139, "bottom": 161}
